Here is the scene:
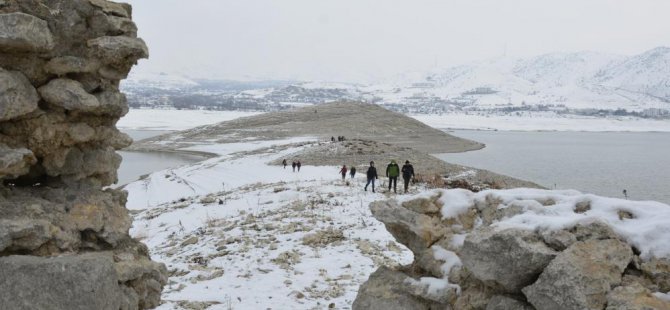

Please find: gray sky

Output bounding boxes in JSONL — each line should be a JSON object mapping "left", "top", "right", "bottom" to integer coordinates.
{"left": 126, "top": 0, "right": 670, "bottom": 82}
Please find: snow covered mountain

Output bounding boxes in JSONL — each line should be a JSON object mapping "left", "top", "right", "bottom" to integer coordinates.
{"left": 374, "top": 47, "right": 670, "bottom": 111}
{"left": 122, "top": 47, "right": 670, "bottom": 115}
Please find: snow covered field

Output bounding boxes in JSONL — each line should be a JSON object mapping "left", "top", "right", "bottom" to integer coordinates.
{"left": 117, "top": 109, "right": 260, "bottom": 131}
{"left": 118, "top": 108, "right": 670, "bottom": 132}
{"left": 126, "top": 137, "right": 418, "bottom": 309}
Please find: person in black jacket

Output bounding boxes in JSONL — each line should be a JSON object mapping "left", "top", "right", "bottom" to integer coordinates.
{"left": 364, "top": 161, "right": 378, "bottom": 192}
{"left": 401, "top": 160, "right": 415, "bottom": 193}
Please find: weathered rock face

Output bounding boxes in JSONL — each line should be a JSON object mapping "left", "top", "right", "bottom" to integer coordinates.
{"left": 461, "top": 228, "right": 557, "bottom": 292}
{"left": 354, "top": 189, "right": 670, "bottom": 310}
{"left": 522, "top": 239, "right": 633, "bottom": 310}
{"left": 0, "top": 0, "right": 165, "bottom": 309}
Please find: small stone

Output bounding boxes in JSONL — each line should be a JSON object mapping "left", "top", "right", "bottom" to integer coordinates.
{"left": 181, "top": 236, "right": 199, "bottom": 247}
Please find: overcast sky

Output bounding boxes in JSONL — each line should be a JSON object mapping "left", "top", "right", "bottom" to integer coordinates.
{"left": 125, "top": 0, "right": 670, "bottom": 82}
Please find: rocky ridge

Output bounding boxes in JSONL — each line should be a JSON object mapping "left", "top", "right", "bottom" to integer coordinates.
{"left": 353, "top": 189, "right": 670, "bottom": 310}
{"left": 0, "top": 0, "right": 166, "bottom": 309}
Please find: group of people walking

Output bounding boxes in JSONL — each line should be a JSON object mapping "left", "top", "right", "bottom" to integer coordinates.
{"left": 346, "top": 160, "right": 415, "bottom": 193}
{"left": 282, "top": 159, "right": 301, "bottom": 172}
{"left": 331, "top": 136, "right": 347, "bottom": 142}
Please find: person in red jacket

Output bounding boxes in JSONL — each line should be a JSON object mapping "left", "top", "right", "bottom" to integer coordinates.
{"left": 339, "top": 165, "right": 348, "bottom": 180}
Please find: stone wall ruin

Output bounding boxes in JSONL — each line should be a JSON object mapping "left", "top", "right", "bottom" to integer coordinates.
{"left": 0, "top": 0, "right": 166, "bottom": 309}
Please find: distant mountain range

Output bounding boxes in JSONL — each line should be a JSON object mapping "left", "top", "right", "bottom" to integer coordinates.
{"left": 122, "top": 47, "right": 670, "bottom": 115}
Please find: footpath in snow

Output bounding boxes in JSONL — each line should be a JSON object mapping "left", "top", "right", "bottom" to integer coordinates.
{"left": 126, "top": 137, "right": 417, "bottom": 309}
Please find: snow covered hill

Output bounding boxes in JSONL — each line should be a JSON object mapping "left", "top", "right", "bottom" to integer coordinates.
{"left": 122, "top": 47, "right": 670, "bottom": 117}
{"left": 375, "top": 47, "right": 670, "bottom": 111}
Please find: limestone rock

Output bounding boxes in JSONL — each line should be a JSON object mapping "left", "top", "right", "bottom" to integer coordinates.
{"left": 38, "top": 78, "right": 101, "bottom": 113}
{"left": 0, "top": 144, "right": 36, "bottom": 179}
{"left": 461, "top": 228, "right": 557, "bottom": 292}
{"left": 352, "top": 266, "right": 437, "bottom": 310}
{"left": 0, "top": 12, "right": 54, "bottom": 52}
{"left": 44, "top": 56, "right": 101, "bottom": 75}
{"left": 641, "top": 258, "right": 670, "bottom": 292}
{"left": 67, "top": 123, "right": 96, "bottom": 143}
{"left": 95, "top": 89, "right": 130, "bottom": 116}
{"left": 88, "top": 0, "right": 131, "bottom": 18}
{"left": 606, "top": 282, "right": 670, "bottom": 310}
{"left": 401, "top": 194, "right": 441, "bottom": 214}
{"left": 0, "top": 68, "right": 38, "bottom": 121}
{"left": 370, "top": 199, "right": 446, "bottom": 254}
{"left": 0, "top": 219, "right": 51, "bottom": 253}
{"left": 0, "top": 254, "right": 123, "bottom": 310}
{"left": 541, "top": 229, "right": 577, "bottom": 251}
{"left": 486, "top": 295, "right": 534, "bottom": 310}
{"left": 523, "top": 239, "right": 633, "bottom": 310}
{"left": 87, "top": 36, "right": 149, "bottom": 65}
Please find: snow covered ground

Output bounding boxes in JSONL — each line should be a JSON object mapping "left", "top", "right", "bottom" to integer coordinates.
{"left": 126, "top": 137, "right": 419, "bottom": 309}
{"left": 117, "top": 109, "right": 260, "bottom": 131}
{"left": 117, "top": 108, "right": 670, "bottom": 133}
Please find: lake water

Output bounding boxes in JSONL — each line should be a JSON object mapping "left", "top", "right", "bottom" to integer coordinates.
{"left": 437, "top": 130, "right": 670, "bottom": 204}
{"left": 116, "top": 130, "right": 204, "bottom": 186}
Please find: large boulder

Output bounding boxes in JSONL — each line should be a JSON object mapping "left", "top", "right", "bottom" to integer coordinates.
{"left": 523, "top": 239, "right": 633, "bottom": 310}
{"left": 0, "top": 254, "right": 123, "bottom": 310}
{"left": 461, "top": 228, "right": 557, "bottom": 292}
{"left": 0, "top": 12, "right": 54, "bottom": 52}
{"left": 370, "top": 200, "right": 446, "bottom": 254}
{"left": 0, "top": 68, "right": 39, "bottom": 121}
{"left": 352, "top": 266, "right": 438, "bottom": 310}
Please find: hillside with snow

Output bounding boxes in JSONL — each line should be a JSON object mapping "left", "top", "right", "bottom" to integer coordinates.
{"left": 122, "top": 47, "right": 670, "bottom": 119}
{"left": 372, "top": 47, "right": 670, "bottom": 112}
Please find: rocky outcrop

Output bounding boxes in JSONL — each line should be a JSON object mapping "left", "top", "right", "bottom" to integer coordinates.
{"left": 0, "top": 0, "right": 165, "bottom": 309}
{"left": 354, "top": 189, "right": 670, "bottom": 310}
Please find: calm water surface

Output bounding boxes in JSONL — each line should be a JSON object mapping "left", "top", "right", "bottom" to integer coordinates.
{"left": 437, "top": 130, "right": 670, "bottom": 204}
{"left": 116, "top": 130, "right": 204, "bottom": 186}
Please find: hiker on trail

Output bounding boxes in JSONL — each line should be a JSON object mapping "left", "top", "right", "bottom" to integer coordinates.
{"left": 339, "top": 165, "right": 348, "bottom": 180}
{"left": 350, "top": 166, "right": 356, "bottom": 179}
{"left": 364, "top": 161, "right": 378, "bottom": 192}
{"left": 386, "top": 160, "right": 400, "bottom": 193}
{"left": 292, "top": 161, "right": 297, "bottom": 172}
{"left": 401, "top": 160, "right": 415, "bottom": 193}
{"left": 297, "top": 160, "right": 302, "bottom": 172}
{"left": 282, "top": 159, "right": 287, "bottom": 169}
{"left": 331, "top": 136, "right": 335, "bottom": 142}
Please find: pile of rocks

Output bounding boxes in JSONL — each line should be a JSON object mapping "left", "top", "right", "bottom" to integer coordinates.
{"left": 0, "top": 0, "right": 165, "bottom": 309}
{"left": 354, "top": 189, "right": 670, "bottom": 310}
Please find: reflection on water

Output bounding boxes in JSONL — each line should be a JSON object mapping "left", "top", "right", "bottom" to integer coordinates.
{"left": 116, "top": 129, "right": 204, "bottom": 186}
{"left": 437, "top": 130, "right": 670, "bottom": 204}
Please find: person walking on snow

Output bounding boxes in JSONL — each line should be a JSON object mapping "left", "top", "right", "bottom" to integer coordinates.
{"left": 297, "top": 160, "right": 302, "bottom": 172}
{"left": 292, "top": 161, "right": 297, "bottom": 172}
{"left": 350, "top": 166, "right": 356, "bottom": 179}
{"left": 339, "top": 165, "right": 348, "bottom": 180}
{"left": 386, "top": 160, "right": 400, "bottom": 193}
{"left": 282, "top": 159, "right": 287, "bottom": 169}
{"left": 401, "top": 160, "right": 415, "bottom": 193}
{"left": 364, "top": 161, "right": 378, "bottom": 192}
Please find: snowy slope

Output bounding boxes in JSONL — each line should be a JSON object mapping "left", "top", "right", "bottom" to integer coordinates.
{"left": 377, "top": 47, "right": 670, "bottom": 110}
{"left": 594, "top": 46, "right": 670, "bottom": 102}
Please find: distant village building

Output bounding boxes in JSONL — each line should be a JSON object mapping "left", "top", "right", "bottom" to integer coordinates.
{"left": 463, "top": 87, "right": 498, "bottom": 95}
